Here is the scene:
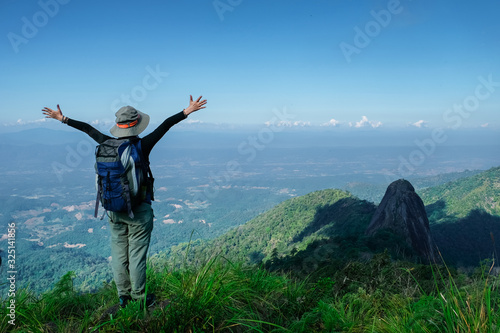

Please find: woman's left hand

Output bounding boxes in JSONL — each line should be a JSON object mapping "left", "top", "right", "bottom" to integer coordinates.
{"left": 42, "top": 104, "right": 64, "bottom": 121}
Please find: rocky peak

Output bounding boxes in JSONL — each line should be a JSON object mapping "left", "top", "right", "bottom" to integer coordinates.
{"left": 386, "top": 179, "right": 415, "bottom": 193}
{"left": 366, "top": 179, "right": 437, "bottom": 262}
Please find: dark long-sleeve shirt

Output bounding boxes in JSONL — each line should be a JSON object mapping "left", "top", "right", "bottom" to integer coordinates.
{"left": 66, "top": 111, "right": 187, "bottom": 158}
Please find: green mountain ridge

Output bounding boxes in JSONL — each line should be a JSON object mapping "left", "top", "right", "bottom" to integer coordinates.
{"left": 154, "top": 189, "right": 377, "bottom": 269}
{"left": 155, "top": 166, "right": 500, "bottom": 271}
{"left": 3, "top": 168, "right": 500, "bottom": 331}
{"left": 420, "top": 166, "right": 500, "bottom": 223}
{"left": 418, "top": 167, "right": 500, "bottom": 266}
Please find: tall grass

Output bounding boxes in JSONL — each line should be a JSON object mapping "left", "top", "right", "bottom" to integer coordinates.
{"left": 431, "top": 259, "right": 498, "bottom": 332}
{"left": 0, "top": 254, "right": 498, "bottom": 332}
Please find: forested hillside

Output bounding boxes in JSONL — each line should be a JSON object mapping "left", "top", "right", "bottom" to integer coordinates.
{"left": 418, "top": 167, "right": 500, "bottom": 266}
{"left": 420, "top": 166, "right": 500, "bottom": 222}
{"left": 153, "top": 189, "right": 377, "bottom": 272}
{"left": 3, "top": 168, "right": 500, "bottom": 332}
{"left": 156, "top": 167, "right": 500, "bottom": 273}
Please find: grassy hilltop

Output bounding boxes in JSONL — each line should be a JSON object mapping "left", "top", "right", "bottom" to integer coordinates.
{"left": 1, "top": 253, "right": 499, "bottom": 332}
{"left": 2, "top": 167, "right": 500, "bottom": 332}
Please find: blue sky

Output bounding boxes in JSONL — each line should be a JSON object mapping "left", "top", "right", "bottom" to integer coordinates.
{"left": 1, "top": 0, "right": 499, "bottom": 130}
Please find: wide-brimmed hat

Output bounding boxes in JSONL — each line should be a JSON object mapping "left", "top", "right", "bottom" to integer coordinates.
{"left": 110, "top": 106, "right": 150, "bottom": 138}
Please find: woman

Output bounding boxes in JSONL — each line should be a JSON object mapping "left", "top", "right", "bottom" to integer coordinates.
{"left": 42, "top": 96, "right": 207, "bottom": 308}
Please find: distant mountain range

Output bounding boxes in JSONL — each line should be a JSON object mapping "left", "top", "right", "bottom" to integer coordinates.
{"left": 3, "top": 125, "right": 500, "bottom": 148}
{"left": 156, "top": 166, "right": 500, "bottom": 271}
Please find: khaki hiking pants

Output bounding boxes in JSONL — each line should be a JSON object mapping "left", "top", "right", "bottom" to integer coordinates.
{"left": 108, "top": 202, "right": 154, "bottom": 301}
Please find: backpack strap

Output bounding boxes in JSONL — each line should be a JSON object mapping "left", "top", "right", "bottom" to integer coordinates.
{"left": 94, "top": 185, "right": 101, "bottom": 218}
{"left": 135, "top": 140, "right": 155, "bottom": 201}
{"left": 94, "top": 144, "right": 101, "bottom": 218}
{"left": 121, "top": 177, "right": 135, "bottom": 219}
{"left": 118, "top": 140, "right": 135, "bottom": 218}
{"left": 147, "top": 165, "right": 155, "bottom": 201}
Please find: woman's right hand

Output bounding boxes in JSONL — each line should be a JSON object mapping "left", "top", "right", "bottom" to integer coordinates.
{"left": 183, "top": 95, "right": 207, "bottom": 116}
{"left": 42, "top": 104, "right": 63, "bottom": 121}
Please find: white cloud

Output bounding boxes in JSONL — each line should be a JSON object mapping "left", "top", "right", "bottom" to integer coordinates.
{"left": 293, "top": 121, "right": 311, "bottom": 127}
{"left": 265, "top": 120, "right": 311, "bottom": 127}
{"left": 481, "top": 123, "right": 489, "bottom": 128}
{"left": 91, "top": 119, "right": 114, "bottom": 126}
{"left": 186, "top": 119, "right": 203, "bottom": 124}
{"left": 15, "top": 118, "right": 47, "bottom": 125}
{"left": 321, "top": 118, "right": 340, "bottom": 127}
{"left": 411, "top": 120, "right": 428, "bottom": 128}
{"left": 353, "top": 116, "right": 382, "bottom": 128}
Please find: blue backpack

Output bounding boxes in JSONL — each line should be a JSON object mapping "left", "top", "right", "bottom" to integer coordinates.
{"left": 94, "top": 138, "right": 154, "bottom": 218}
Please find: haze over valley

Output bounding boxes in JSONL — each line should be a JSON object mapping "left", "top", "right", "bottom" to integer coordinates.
{"left": 1, "top": 126, "right": 499, "bottom": 293}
